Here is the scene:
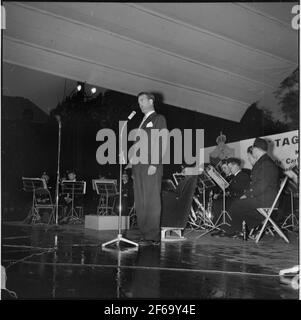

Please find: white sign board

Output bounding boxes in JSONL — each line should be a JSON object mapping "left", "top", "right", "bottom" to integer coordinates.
{"left": 204, "top": 130, "right": 298, "bottom": 170}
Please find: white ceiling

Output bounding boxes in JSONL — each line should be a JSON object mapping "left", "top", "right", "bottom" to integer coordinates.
{"left": 3, "top": 2, "right": 298, "bottom": 121}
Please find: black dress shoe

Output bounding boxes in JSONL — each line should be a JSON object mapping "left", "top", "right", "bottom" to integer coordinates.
{"left": 211, "top": 230, "right": 226, "bottom": 237}
{"left": 231, "top": 232, "right": 247, "bottom": 239}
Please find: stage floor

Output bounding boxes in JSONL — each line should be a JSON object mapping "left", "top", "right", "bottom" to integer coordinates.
{"left": 1, "top": 221, "right": 299, "bottom": 299}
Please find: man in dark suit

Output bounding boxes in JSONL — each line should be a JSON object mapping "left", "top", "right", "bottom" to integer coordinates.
{"left": 212, "top": 157, "right": 250, "bottom": 224}
{"left": 226, "top": 158, "right": 250, "bottom": 199}
{"left": 223, "top": 138, "right": 280, "bottom": 235}
{"left": 128, "top": 92, "right": 167, "bottom": 245}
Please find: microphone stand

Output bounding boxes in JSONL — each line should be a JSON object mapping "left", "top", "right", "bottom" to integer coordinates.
{"left": 55, "top": 119, "right": 61, "bottom": 226}
{"left": 102, "top": 119, "right": 138, "bottom": 249}
{"left": 46, "top": 119, "right": 62, "bottom": 243}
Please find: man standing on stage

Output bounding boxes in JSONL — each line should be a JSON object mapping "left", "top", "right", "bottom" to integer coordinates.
{"left": 128, "top": 92, "right": 167, "bottom": 245}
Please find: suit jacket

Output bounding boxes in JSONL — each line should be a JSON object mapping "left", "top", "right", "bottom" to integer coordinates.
{"left": 131, "top": 112, "right": 167, "bottom": 168}
{"left": 227, "top": 171, "right": 250, "bottom": 199}
{"left": 245, "top": 153, "right": 279, "bottom": 205}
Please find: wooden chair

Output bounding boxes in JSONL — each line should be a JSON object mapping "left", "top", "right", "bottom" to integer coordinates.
{"left": 255, "top": 176, "right": 289, "bottom": 243}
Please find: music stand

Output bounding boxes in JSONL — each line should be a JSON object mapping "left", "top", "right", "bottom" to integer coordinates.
{"left": 61, "top": 180, "right": 86, "bottom": 223}
{"left": 22, "top": 177, "right": 47, "bottom": 224}
{"left": 195, "top": 171, "right": 216, "bottom": 228}
{"left": 197, "top": 165, "right": 230, "bottom": 238}
{"left": 92, "top": 179, "right": 118, "bottom": 215}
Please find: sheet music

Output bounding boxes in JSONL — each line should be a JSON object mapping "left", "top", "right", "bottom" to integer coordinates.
{"left": 22, "top": 177, "right": 47, "bottom": 191}
{"left": 206, "top": 165, "right": 229, "bottom": 190}
{"left": 61, "top": 180, "right": 86, "bottom": 194}
{"left": 92, "top": 179, "right": 117, "bottom": 195}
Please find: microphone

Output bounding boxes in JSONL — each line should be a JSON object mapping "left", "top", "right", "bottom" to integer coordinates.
{"left": 55, "top": 115, "right": 62, "bottom": 127}
{"left": 127, "top": 111, "right": 136, "bottom": 120}
{"left": 55, "top": 115, "right": 61, "bottom": 123}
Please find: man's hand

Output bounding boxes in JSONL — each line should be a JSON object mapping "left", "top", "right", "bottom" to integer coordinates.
{"left": 240, "top": 195, "right": 247, "bottom": 199}
{"left": 148, "top": 165, "right": 157, "bottom": 175}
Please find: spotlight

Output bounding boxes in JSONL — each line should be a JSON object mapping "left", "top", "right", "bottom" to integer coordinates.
{"left": 77, "top": 84, "right": 82, "bottom": 92}
{"left": 91, "top": 87, "right": 97, "bottom": 94}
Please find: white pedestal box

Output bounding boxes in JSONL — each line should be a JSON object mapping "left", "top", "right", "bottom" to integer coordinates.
{"left": 84, "top": 215, "right": 129, "bottom": 230}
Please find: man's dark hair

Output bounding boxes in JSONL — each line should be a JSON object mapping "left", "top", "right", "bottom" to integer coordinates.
{"left": 253, "top": 137, "right": 268, "bottom": 151}
{"left": 220, "top": 159, "right": 228, "bottom": 166}
{"left": 137, "top": 92, "right": 155, "bottom": 102}
{"left": 227, "top": 157, "right": 241, "bottom": 167}
{"left": 247, "top": 146, "right": 253, "bottom": 155}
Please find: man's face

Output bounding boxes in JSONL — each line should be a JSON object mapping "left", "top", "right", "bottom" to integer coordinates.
{"left": 122, "top": 174, "right": 128, "bottom": 183}
{"left": 227, "top": 163, "right": 234, "bottom": 174}
{"left": 42, "top": 174, "right": 49, "bottom": 182}
{"left": 247, "top": 153, "right": 256, "bottom": 166}
{"left": 68, "top": 173, "right": 76, "bottom": 180}
{"left": 228, "top": 163, "right": 238, "bottom": 174}
{"left": 221, "top": 164, "right": 230, "bottom": 176}
{"left": 251, "top": 147, "right": 260, "bottom": 160}
{"left": 138, "top": 95, "right": 154, "bottom": 114}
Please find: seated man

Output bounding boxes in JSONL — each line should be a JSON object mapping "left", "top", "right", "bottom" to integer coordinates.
{"left": 220, "top": 138, "right": 280, "bottom": 237}
{"left": 60, "top": 170, "right": 82, "bottom": 222}
{"left": 220, "top": 159, "right": 234, "bottom": 183}
{"left": 114, "top": 171, "right": 134, "bottom": 215}
{"left": 226, "top": 158, "right": 250, "bottom": 199}
{"left": 212, "top": 157, "right": 250, "bottom": 224}
{"left": 63, "top": 170, "right": 77, "bottom": 206}
{"left": 36, "top": 172, "right": 51, "bottom": 205}
{"left": 34, "top": 171, "right": 53, "bottom": 223}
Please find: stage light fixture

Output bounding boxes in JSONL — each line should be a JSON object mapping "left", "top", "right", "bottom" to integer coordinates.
{"left": 91, "top": 87, "right": 97, "bottom": 94}
{"left": 77, "top": 84, "right": 82, "bottom": 92}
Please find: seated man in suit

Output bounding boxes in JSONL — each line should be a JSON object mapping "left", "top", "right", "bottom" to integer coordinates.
{"left": 211, "top": 158, "right": 250, "bottom": 225}
{"left": 220, "top": 138, "right": 280, "bottom": 237}
{"left": 220, "top": 160, "right": 234, "bottom": 183}
{"left": 60, "top": 170, "right": 83, "bottom": 223}
{"left": 226, "top": 158, "right": 250, "bottom": 199}
{"left": 114, "top": 171, "right": 134, "bottom": 216}
{"left": 36, "top": 171, "right": 52, "bottom": 205}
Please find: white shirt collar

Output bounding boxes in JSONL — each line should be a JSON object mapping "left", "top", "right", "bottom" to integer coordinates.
{"left": 233, "top": 169, "right": 241, "bottom": 177}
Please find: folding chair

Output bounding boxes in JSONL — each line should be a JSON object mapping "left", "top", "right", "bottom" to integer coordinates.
{"left": 255, "top": 176, "right": 289, "bottom": 243}
{"left": 35, "top": 188, "right": 55, "bottom": 224}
